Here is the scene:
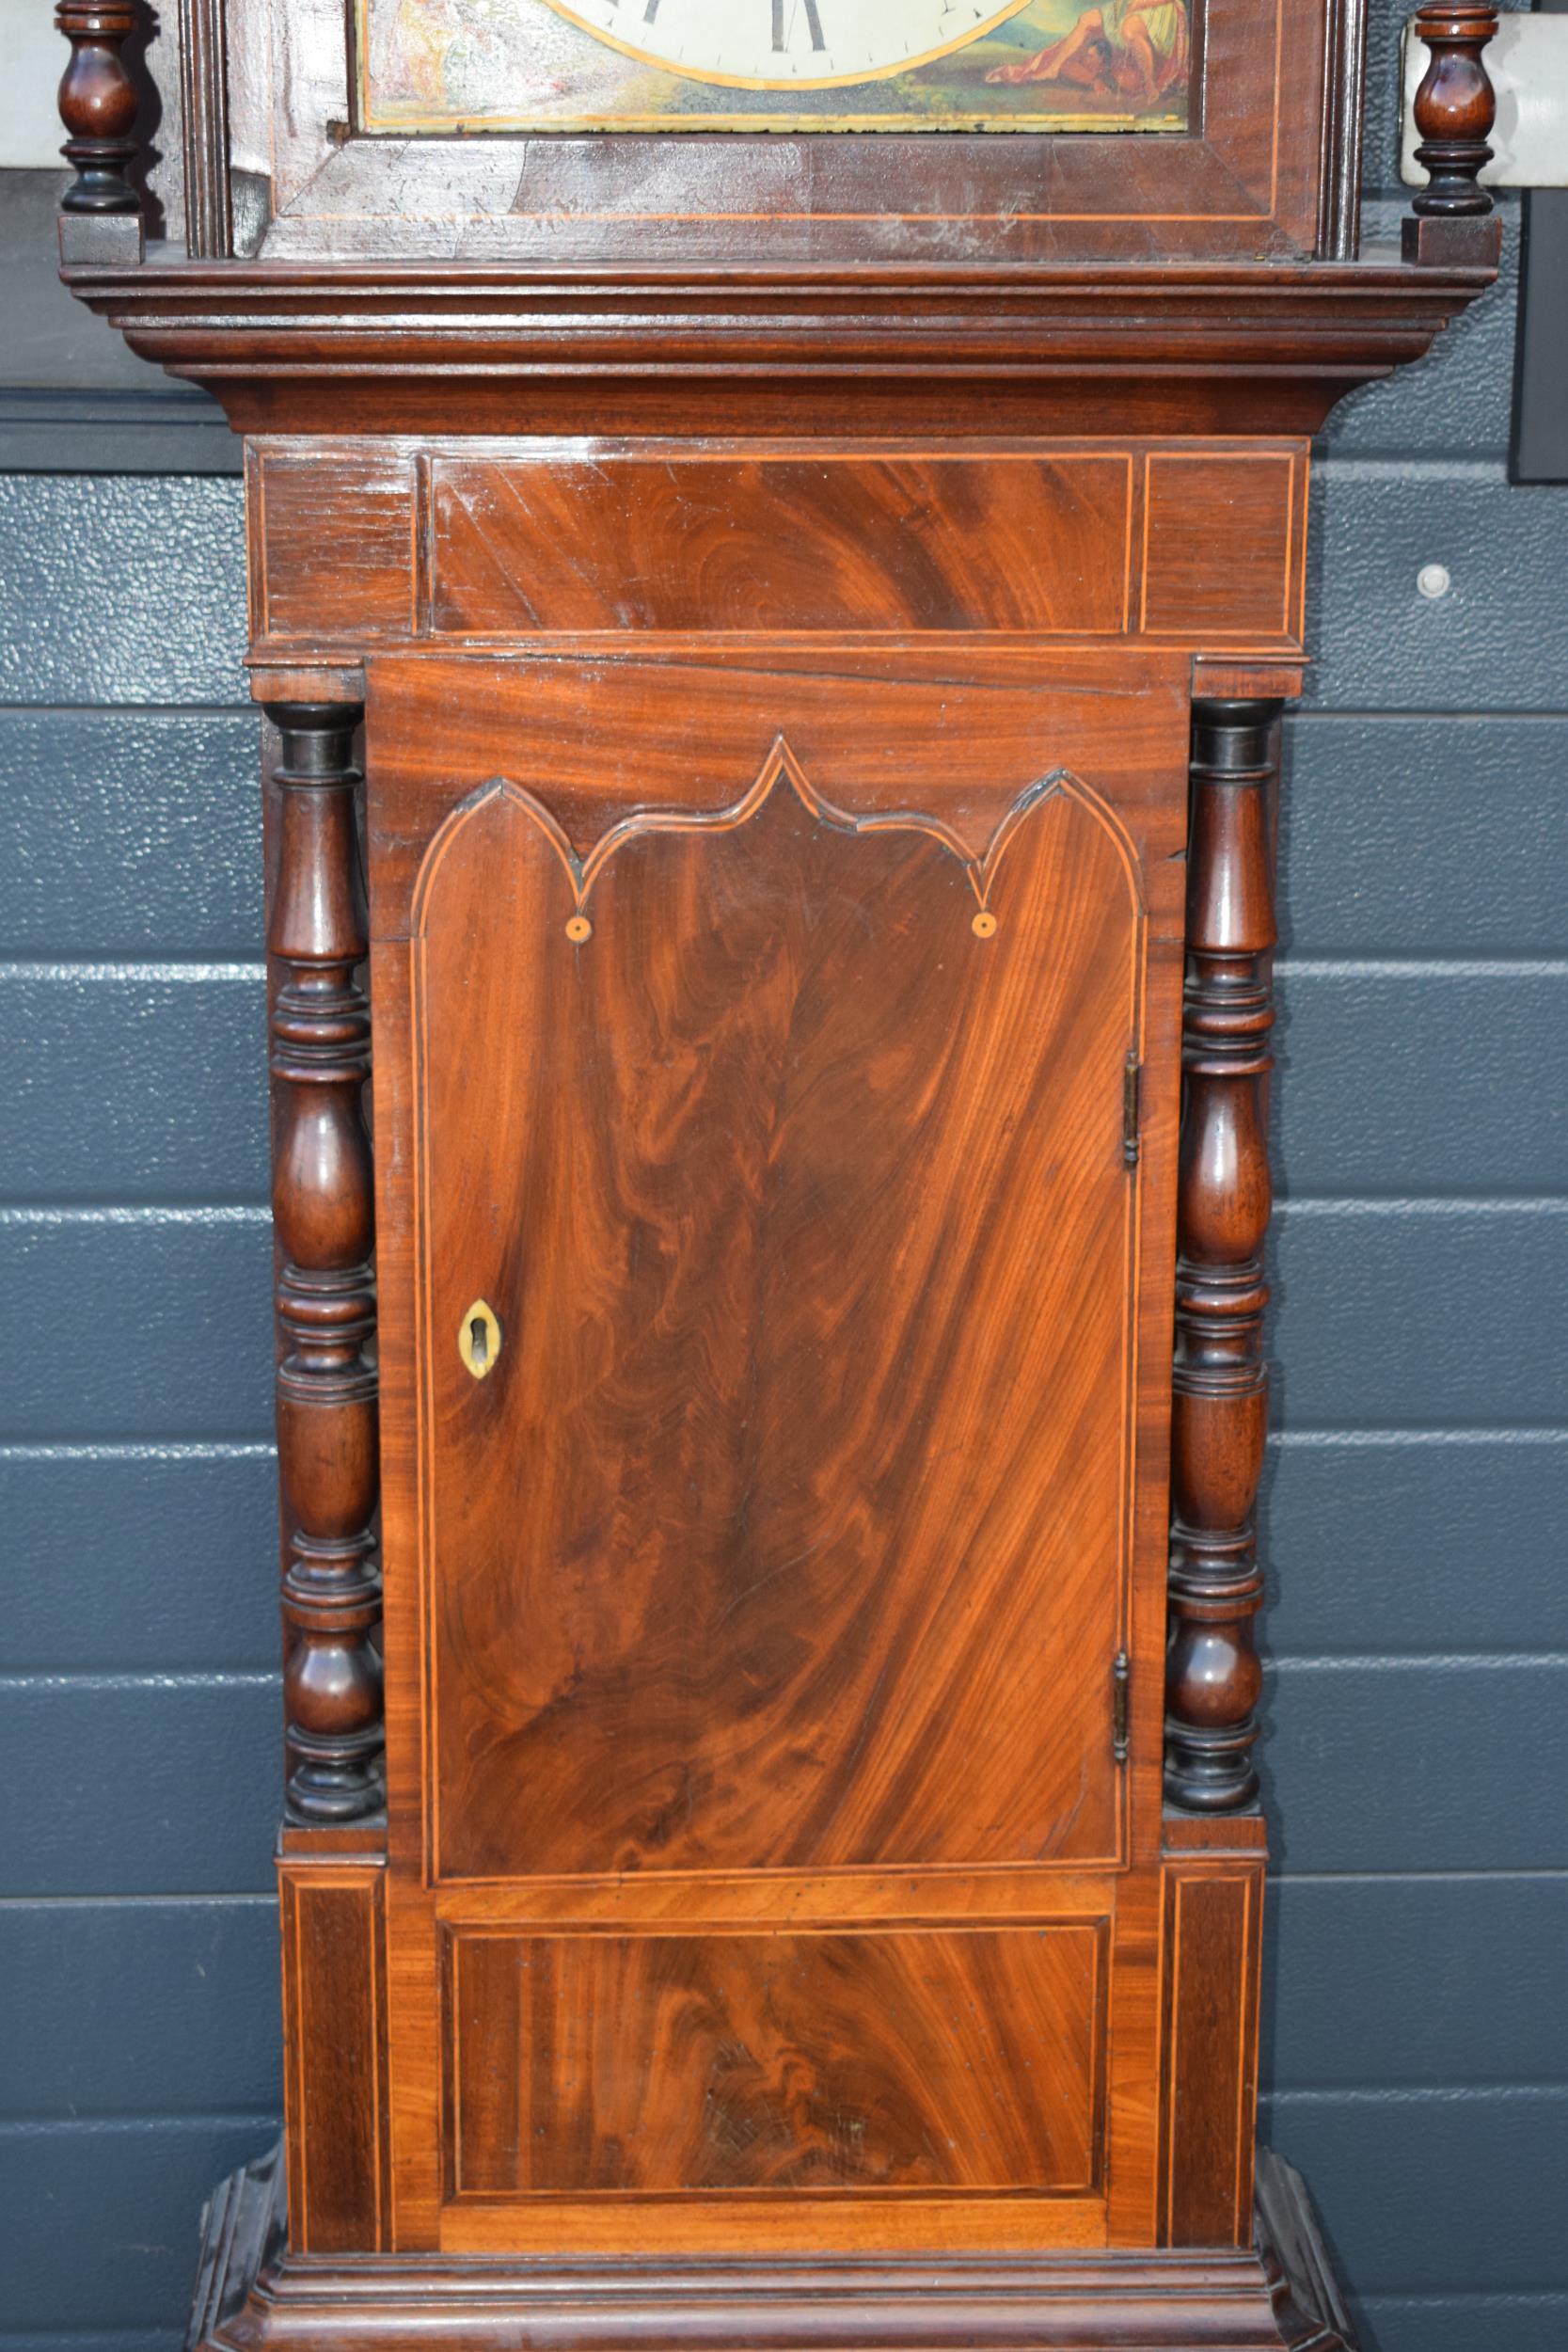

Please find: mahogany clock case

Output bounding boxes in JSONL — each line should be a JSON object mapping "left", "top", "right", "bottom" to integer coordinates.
{"left": 44, "top": 4, "right": 1504, "bottom": 2351}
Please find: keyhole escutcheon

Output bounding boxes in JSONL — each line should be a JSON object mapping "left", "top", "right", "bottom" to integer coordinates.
{"left": 459, "top": 1297, "right": 502, "bottom": 1381}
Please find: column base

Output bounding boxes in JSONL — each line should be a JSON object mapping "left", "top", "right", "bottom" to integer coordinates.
{"left": 186, "top": 2143, "right": 1354, "bottom": 2352}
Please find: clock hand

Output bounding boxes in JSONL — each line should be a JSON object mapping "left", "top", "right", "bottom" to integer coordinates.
{"left": 772, "top": 0, "right": 828, "bottom": 54}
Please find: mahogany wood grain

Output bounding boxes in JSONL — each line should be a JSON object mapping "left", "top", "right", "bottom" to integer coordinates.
{"left": 1157, "top": 1865, "right": 1263, "bottom": 2249}
{"left": 54, "top": 1, "right": 141, "bottom": 219}
{"left": 265, "top": 704, "right": 384, "bottom": 1823}
{"left": 252, "top": 452, "right": 417, "bottom": 643}
{"left": 438, "top": 2194, "right": 1112, "bottom": 2260}
{"left": 1409, "top": 7, "right": 1500, "bottom": 215}
{"left": 1139, "top": 455, "right": 1304, "bottom": 642}
{"left": 219, "top": 0, "right": 1328, "bottom": 266}
{"left": 1402, "top": 6, "right": 1505, "bottom": 267}
{"left": 417, "top": 755, "right": 1141, "bottom": 1883}
{"left": 278, "top": 1862, "right": 389, "bottom": 2255}
{"left": 65, "top": 262, "right": 1495, "bottom": 446}
{"left": 366, "top": 649, "right": 1187, "bottom": 1879}
{"left": 189, "top": 2146, "right": 1356, "bottom": 2350}
{"left": 1164, "top": 702, "right": 1280, "bottom": 1815}
{"left": 447, "top": 1922, "right": 1106, "bottom": 2197}
{"left": 246, "top": 440, "right": 1319, "bottom": 660}
{"left": 425, "top": 452, "right": 1134, "bottom": 638}
{"left": 357, "top": 645, "right": 1190, "bottom": 2254}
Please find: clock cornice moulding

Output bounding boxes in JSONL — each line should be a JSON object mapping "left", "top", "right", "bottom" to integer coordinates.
{"left": 60, "top": 250, "right": 1494, "bottom": 438}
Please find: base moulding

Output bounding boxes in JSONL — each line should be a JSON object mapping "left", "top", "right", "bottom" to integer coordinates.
{"left": 187, "top": 2143, "right": 1355, "bottom": 2352}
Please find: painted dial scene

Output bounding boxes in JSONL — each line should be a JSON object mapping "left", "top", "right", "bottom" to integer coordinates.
{"left": 542, "top": 0, "right": 1050, "bottom": 89}
{"left": 357, "top": 0, "right": 1193, "bottom": 132}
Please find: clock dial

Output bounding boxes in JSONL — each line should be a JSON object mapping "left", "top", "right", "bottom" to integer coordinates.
{"left": 539, "top": 0, "right": 1039, "bottom": 90}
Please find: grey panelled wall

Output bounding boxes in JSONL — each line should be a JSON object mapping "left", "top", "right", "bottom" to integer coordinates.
{"left": 2, "top": 36, "right": 1567, "bottom": 2352}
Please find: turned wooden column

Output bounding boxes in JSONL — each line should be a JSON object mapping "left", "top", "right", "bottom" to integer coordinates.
{"left": 55, "top": 3, "right": 141, "bottom": 215}
{"left": 1164, "top": 699, "right": 1280, "bottom": 1814}
{"left": 1402, "top": 5, "right": 1501, "bottom": 265}
{"left": 266, "top": 703, "right": 383, "bottom": 1823}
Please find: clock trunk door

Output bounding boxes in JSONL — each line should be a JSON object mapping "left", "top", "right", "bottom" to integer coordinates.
{"left": 368, "top": 648, "right": 1187, "bottom": 2252}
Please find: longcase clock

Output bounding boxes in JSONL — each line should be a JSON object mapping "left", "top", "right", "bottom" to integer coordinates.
{"left": 49, "top": 2, "right": 1503, "bottom": 2346}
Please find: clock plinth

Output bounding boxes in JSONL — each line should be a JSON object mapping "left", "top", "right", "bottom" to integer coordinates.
{"left": 48, "top": 8, "right": 1499, "bottom": 2352}
{"left": 186, "top": 2143, "right": 1356, "bottom": 2352}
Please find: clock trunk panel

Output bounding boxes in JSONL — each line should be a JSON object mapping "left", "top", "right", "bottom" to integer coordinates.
{"left": 361, "top": 644, "right": 1188, "bottom": 2251}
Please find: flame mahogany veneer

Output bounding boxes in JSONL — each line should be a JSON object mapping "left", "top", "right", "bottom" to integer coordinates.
{"left": 50, "top": 4, "right": 1501, "bottom": 2348}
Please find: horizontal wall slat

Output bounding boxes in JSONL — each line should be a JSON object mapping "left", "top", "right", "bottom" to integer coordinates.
{"left": 0, "top": 480, "right": 246, "bottom": 709}
{"left": 11, "top": 456, "right": 1564, "bottom": 719}
{"left": 1261, "top": 1433, "right": 1568, "bottom": 1655}
{"left": 8, "top": 1429, "right": 1560, "bottom": 1681}
{"left": 1354, "top": 2295, "right": 1568, "bottom": 2352}
{"left": 1262, "top": 1660, "right": 1568, "bottom": 1873}
{"left": 6, "top": 961, "right": 1560, "bottom": 1209}
{"left": 8, "top": 1873, "right": 1561, "bottom": 2128}
{"left": 1, "top": 1201, "right": 1560, "bottom": 1445}
{"left": 0, "top": 2117, "right": 277, "bottom": 2331}
{"left": 0, "top": 2337, "right": 178, "bottom": 2352}
{"left": 0, "top": 1451, "right": 279, "bottom": 1671}
{"left": 0, "top": 1216, "right": 273, "bottom": 1439}
{"left": 1278, "top": 714, "right": 1568, "bottom": 960}
{"left": 0, "top": 973, "right": 268, "bottom": 1204}
{"left": 1275, "top": 967, "right": 1567, "bottom": 1197}
{"left": 1259, "top": 2088, "right": 1568, "bottom": 2296}
{"left": 0, "top": 1679, "right": 279, "bottom": 1896}
{"left": 1269, "top": 1206, "right": 1568, "bottom": 1431}
{"left": 1307, "top": 461, "right": 1568, "bottom": 712}
{"left": 0, "top": 711, "right": 261, "bottom": 959}
{"left": 3, "top": 1659, "right": 1560, "bottom": 1896}
{"left": 0, "top": 1899, "right": 279, "bottom": 2117}
{"left": 1265, "top": 1876, "right": 1568, "bottom": 2091}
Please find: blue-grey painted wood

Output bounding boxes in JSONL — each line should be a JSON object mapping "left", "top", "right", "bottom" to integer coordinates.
{"left": 1275, "top": 965, "right": 1567, "bottom": 1197}
{"left": 1270, "top": 1204, "right": 1568, "bottom": 1429}
{"left": 0, "top": 478, "right": 246, "bottom": 707}
{"left": 1261, "top": 1433, "right": 1568, "bottom": 1655}
{"left": 5, "top": 1875, "right": 1561, "bottom": 2141}
{"left": 1265, "top": 1876, "right": 1568, "bottom": 2090}
{"left": 1278, "top": 715, "right": 1568, "bottom": 958}
{"left": 0, "top": 1899, "right": 280, "bottom": 2114}
{"left": 1262, "top": 1660, "right": 1568, "bottom": 1872}
{"left": 1261, "top": 2087, "right": 1568, "bottom": 2295}
{"left": 8, "top": 467, "right": 1565, "bottom": 718}
{"left": 1324, "top": 200, "right": 1517, "bottom": 459}
{"left": 17, "top": 708, "right": 1562, "bottom": 963}
{"left": 0, "top": 1677, "right": 279, "bottom": 1896}
{"left": 0, "top": 971, "right": 269, "bottom": 1204}
{"left": 4, "top": 1204, "right": 1560, "bottom": 1447}
{"left": 5, "top": 1657, "right": 1561, "bottom": 1897}
{"left": 0, "top": 1215, "right": 273, "bottom": 1438}
{"left": 0, "top": 2117, "right": 279, "bottom": 2332}
{"left": 0, "top": 712, "right": 261, "bottom": 957}
{"left": 4, "top": 961, "right": 1562, "bottom": 1213}
{"left": 1307, "top": 462, "right": 1568, "bottom": 710}
{"left": 0, "top": 1449, "right": 279, "bottom": 1670}
{"left": 0, "top": 2336, "right": 177, "bottom": 2352}
{"left": 1354, "top": 2294, "right": 1568, "bottom": 2352}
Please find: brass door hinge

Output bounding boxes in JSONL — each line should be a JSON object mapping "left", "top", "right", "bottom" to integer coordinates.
{"left": 1122, "top": 1054, "right": 1142, "bottom": 1168}
{"left": 1113, "top": 1650, "right": 1131, "bottom": 1764}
